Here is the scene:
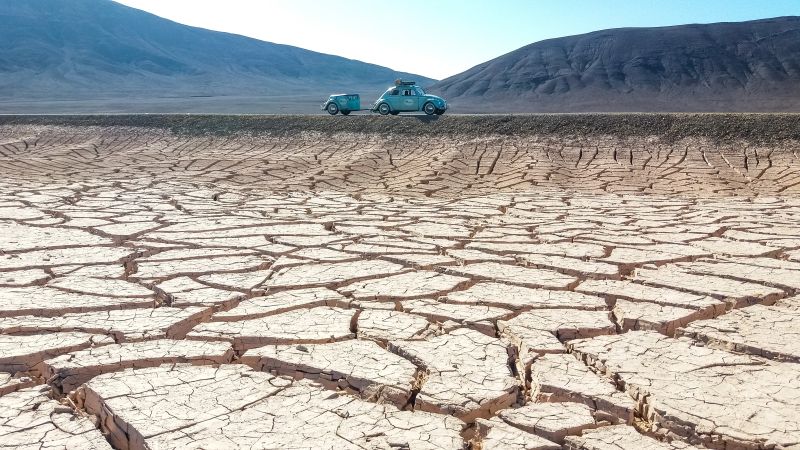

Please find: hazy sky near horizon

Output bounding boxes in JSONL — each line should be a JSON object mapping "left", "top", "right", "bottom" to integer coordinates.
{"left": 113, "top": 0, "right": 800, "bottom": 80}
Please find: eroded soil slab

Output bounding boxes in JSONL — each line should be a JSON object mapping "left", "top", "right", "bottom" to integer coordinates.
{"left": 0, "top": 372, "right": 36, "bottom": 397}
{"left": 0, "top": 286, "right": 154, "bottom": 318}
{"left": 265, "top": 260, "right": 406, "bottom": 289}
{"left": 0, "top": 222, "right": 112, "bottom": 252}
{"left": 44, "top": 339, "right": 234, "bottom": 393}
{"left": 575, "top": 280, "right": 726, "bottom": 317}
{"left": 475, "top": 417, "right": 560, "bottom": 450}
{"left": 132, "top": 250, "right": 273, "bottom": 280}
{"left": 516, "top": 253, "right": 621, "bottom": 279}
{"left": 339, "top": 270, "right": 470, "bottom": 300}
{"left": 0, "top": 385, "right": 111, "bottom": 449}
{"left": 0, "top": 247, "right": 132, "bottom": 271}
{"left": 356, "top": 309, "right": 433, "bottom": 341}
{"left": 187, "top": 306, "right": 355, "bottom": 350}
{"left": 445, "top": 282, "right": 607, "bottom": 311}
{"left": 0, "top": 307, "right": 212, "bottom": 342}
{"left": 0, "top": 332, "right": 113, "bottom": 375}
{"left": 497, "top": 402, "right": 599, "bottom": 444}
{"left": 211, "top": 286, "right": 349, "bottom": 321}
{"left": 447, "top": 262, "right": 578, "bottom": 290}
{"left": 79, "top": 364, "right": 465, "bottom": 450}
{"left": 564, "top": 425, "right": 700, "bottom": 449}
{"left": 499, "top": 309, "right": 616, "bottom": 341}
{"left": 401, "top": 298, "right": 512, "bottom": 334}
{"left": 677, "top": 258, "right": 800, "bottom": 290}
{"left": 531, "top": 354, "right": 635, "bottom": 424}
{"left": 155, "top": 277, "right": 243, "bottom": 308}
{"left": 241, "top": 340, "right": 417, "bottom": 406}
{"left": 633, "top": 266, "right": 785, "bottom": 307}
{"left": 677, "top": 304, "right": 800, "bottom": 362}
{"left": 388, "top": 328, "right": 518, "bottom": 421}
{"left": 570, "top": 331, "right": 800, "bottom": 449}
{"left": 612, "top": 300, "right": 702, "bottom": 336}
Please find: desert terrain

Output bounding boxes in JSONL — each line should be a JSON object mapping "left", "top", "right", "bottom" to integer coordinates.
{"left": 0, "top": 114, "right": 799, "bottom": 449}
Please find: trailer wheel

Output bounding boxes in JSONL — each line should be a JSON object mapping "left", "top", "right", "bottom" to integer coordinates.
{"left": 326, "top": 103, "right": 339, "bottom": 115}
{"left": 378, "top": 103, "right": 391, "bottom": 115}
{"left": 341, "top": 110, "right": 351, "bottom": 116}
{"left": 423, "top": 102, "right": 437, "bottom": 115}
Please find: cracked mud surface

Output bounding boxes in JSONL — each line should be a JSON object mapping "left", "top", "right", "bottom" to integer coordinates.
{"left": 1, "top": 116, "right": 800, "bottom": 449}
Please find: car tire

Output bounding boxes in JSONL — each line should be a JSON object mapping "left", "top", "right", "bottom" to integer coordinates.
{"left": 327, "top": 103, "right": 339, "bottom": 115}
{"left": 341, "top": 110, "right": 351, "bottom": 116}
{"left": 423, "top": 102, "right": 437, "bottom": 115}
{"left": 378, "top": 103, "right": 391, "bottom": 115}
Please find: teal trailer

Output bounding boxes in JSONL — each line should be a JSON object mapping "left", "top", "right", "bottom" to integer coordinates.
{"left": 321, "top": 94, "right": 361, "bottom": 115}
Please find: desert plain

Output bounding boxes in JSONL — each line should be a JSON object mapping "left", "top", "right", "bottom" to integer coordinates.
{"left": 0, "top": 114, "right": 799, "bottom": 449}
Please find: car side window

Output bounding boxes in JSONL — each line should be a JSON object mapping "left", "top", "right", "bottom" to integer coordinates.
{"left": 391, "top": 89, "right": 399, "bottom": 96}
{"left": 403, "top": 90, "right": 413, "bottom": 96}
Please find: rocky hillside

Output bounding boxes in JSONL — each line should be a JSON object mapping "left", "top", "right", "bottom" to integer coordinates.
{"left": 0, "top": 0, "right": 432, "bottom": 101}
{"left": 431, "top": 17, "right": 800, "bottom": 112}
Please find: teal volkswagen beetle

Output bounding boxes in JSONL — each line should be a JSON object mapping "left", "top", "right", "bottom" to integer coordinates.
{"left": 372, "top": 81, "right": 447, "bottom": 116}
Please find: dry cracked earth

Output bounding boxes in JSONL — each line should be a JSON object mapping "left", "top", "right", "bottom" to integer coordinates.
{"left": 1, "top": 116, "right": 800, "bottom": 449}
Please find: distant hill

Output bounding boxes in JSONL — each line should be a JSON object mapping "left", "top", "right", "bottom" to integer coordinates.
{"left": 431, "top": 17, "right": 800, "bottom": 112}
{"left": 0, "top": 0, "right": 433, "bottom": 106}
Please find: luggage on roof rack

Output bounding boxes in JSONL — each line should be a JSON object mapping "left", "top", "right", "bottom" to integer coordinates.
{"left": 394, "top": 79, "right": 417, "bottom": 86}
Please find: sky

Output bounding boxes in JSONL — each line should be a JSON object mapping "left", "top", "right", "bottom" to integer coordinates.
{"left": 113, "top": 0, "right": 800, "bottom": 80}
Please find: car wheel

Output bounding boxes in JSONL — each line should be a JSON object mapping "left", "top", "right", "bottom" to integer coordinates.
{"left": 378, "top": 103, "right": 391, "bottom": 115}
{"left": 341, "top": 110, "right": 351, "bottom": 116}
{"left": 327, "top": 103, "right": 339, "bottom": 115}
{"left": 423, "top": 102, "right": 436, "bottom": 115}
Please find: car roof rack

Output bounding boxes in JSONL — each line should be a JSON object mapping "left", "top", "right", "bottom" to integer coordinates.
{"left": 395, "top": 79, "right": 417, "bottom": 86}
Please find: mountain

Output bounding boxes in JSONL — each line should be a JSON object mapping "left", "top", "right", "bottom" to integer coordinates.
{"left": 0, "top": 0, "right": 433, "bottom": 105}
{"left": 431, "top": 17, "right": 800, "bottom": 112}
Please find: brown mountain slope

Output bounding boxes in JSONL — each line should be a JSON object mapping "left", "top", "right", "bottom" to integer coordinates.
{"left": 0, "top": 0, "right": 433, "bottom": 101}
{"left": 431, "top": 17, "right": 800, "bottom": 112}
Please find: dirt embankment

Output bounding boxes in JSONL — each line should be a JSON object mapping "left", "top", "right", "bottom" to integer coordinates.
{"left": 2, "top": 113, "right": 800, "bottom": 143}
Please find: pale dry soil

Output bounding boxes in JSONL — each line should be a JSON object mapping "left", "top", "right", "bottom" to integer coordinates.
{"left": 0, "top": 124, "right": 799, "bottom": 449}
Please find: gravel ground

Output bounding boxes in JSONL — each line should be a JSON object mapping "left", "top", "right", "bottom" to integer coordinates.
{"left": 2, "top": 113, "right": 800, "bottom": 142}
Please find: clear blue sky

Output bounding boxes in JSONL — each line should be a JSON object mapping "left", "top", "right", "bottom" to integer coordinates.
{"left": 113, "top": 0, "right": 800, "bottom": 79}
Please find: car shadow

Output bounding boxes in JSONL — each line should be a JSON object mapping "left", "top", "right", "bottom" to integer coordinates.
{"left": 412, "top": 115, "right": 440, "bottom": 124}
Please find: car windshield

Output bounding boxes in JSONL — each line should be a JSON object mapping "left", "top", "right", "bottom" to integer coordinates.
{"left": 415, "top": 87, "right": 426, "bottom": 95}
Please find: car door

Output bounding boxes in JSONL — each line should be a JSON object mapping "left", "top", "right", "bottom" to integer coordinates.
{"left": 400, "top": 88, "right": 419, "bottom": 111}
{"left": 385, "top": 88, "right": 402, "bottom": 111}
